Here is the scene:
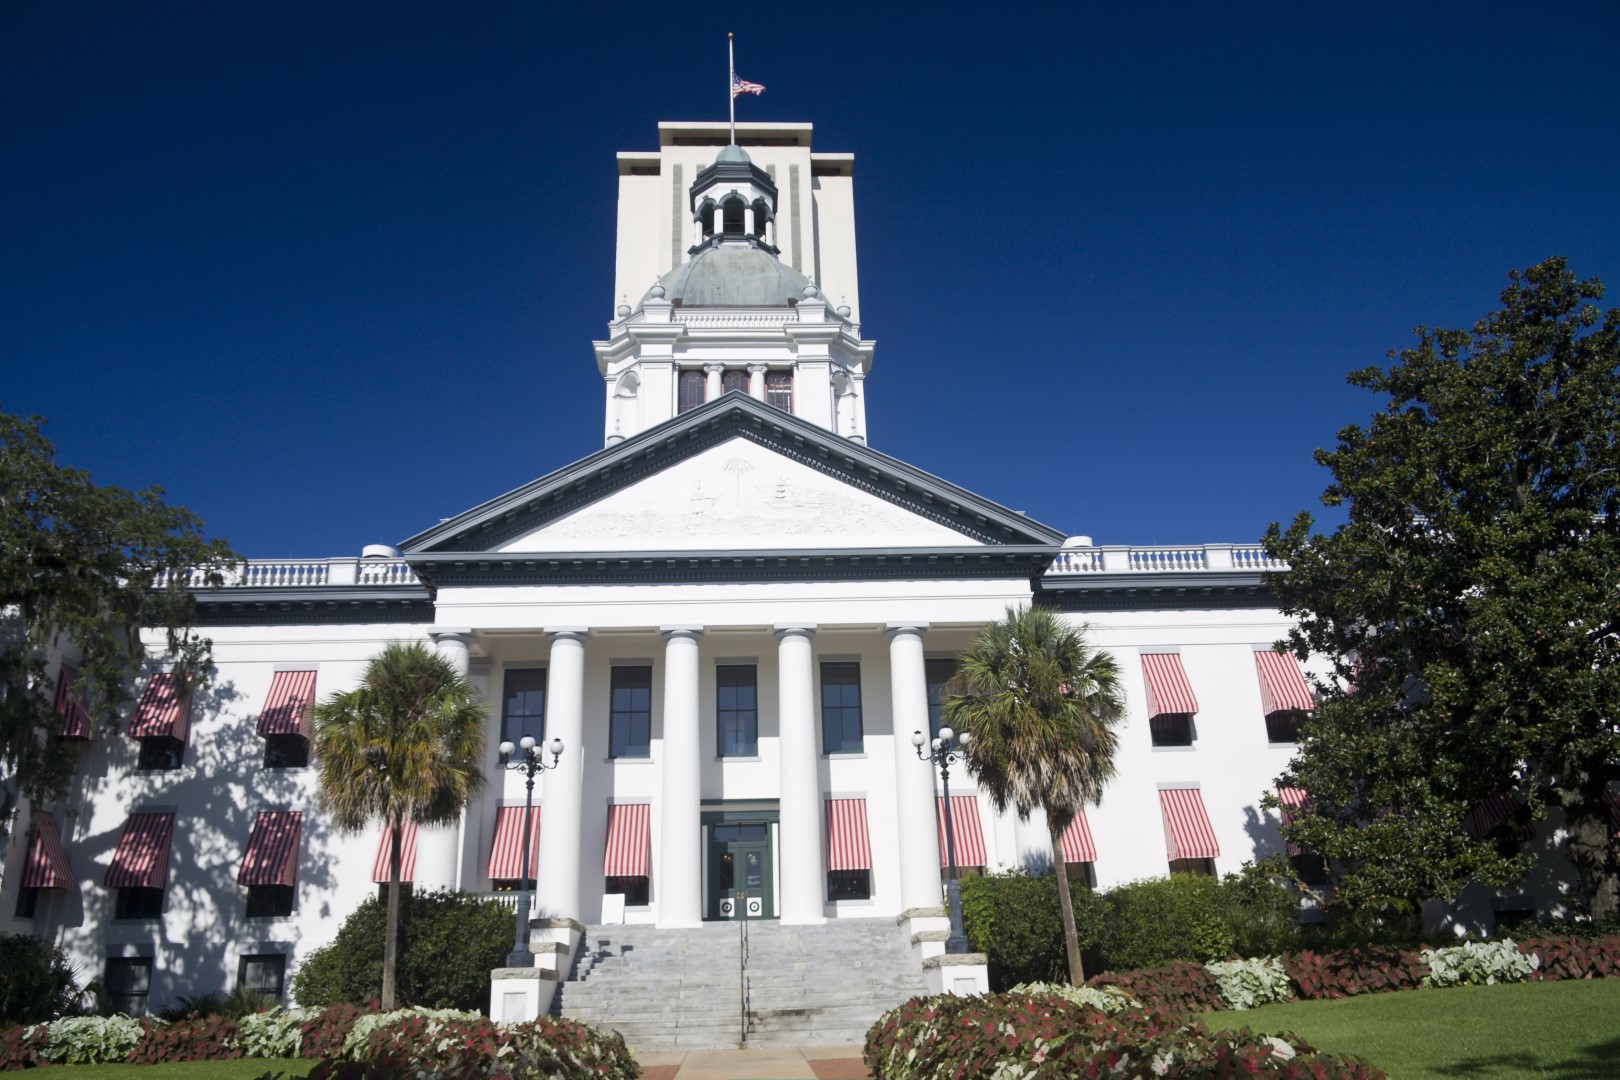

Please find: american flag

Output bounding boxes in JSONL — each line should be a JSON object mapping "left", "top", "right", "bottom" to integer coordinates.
{"left": 732, "top": 75, "right": 766, "bottom": 98}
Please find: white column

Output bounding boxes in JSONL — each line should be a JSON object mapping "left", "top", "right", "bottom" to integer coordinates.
{"left": 535, "top": 629, "right": 588, "bottom": 922}
{"left": 775, "top": 625, "right": 826, "bottom": 924}
{"left": 747, "top": 363, "right": 768, "bottom": 402}
{"left": 704, "top": 362, "right": 724, "bottom": 402}
{"left": 887, "top": 624, "right": 944, "bottom": 913}
{"left": 420, "top": 629, "right": 474, "bottom": 892}
{"left": 658, "top": 627, "right": 704, "bottom": 928}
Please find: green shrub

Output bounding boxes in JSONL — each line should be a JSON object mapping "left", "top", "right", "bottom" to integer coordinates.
{"left": 959, "top": 871, "right": 1107, "bottom": 988}
{"left": 1421, "top": 939, "right": 1539, "bottom": 987}
{"left": 1220, "top": 856, "right": 1306, "bottom": 957}
{"left": 1099, "top": 873, "right": 1233, "bottom": 969}
{"left": 1206, "top": 955, "right": 1295, "bottom": 1009}
{"left": 863, "top": 991, "right": 1386, "bottom": 1079}
{"left": 0, "top": 932, "right": 78, "bottom": 1026}
{"left": 290, "top": 889, "right": 512, "bottom": 1011}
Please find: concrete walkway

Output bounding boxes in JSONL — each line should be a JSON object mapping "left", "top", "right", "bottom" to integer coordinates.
{"left": 636, "top": 1045, "right": 869, "bottom": 1079}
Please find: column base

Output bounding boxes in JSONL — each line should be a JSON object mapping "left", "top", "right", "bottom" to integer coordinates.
{"left": 490, "top": 967, "right": 560, "bottom": 1023}
{"left": 922, "top": 953, "right": 989, "bottom": 997}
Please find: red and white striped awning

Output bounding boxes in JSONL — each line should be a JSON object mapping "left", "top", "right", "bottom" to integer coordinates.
{"left": 127, "top": 673, "right": 190, "bottom": 740}
{"left": 487, "top": 806, "right": 542, "bottom": 881}
{"left": 1058, "top": 811, "right": 1097, "bottom": 864}
{"left": 105, "top": 812, "right": 176, "bottom": 889}
{"left": 1160, "top": 787, "right": 1220, "bottom": 861}
{"left": 22, "top": 811, "right": 75, "bottom": 889}
{"left": 825, "top": 799, "right": 872, "bottom": 871}
{"left": 936, "top": 795, "right": 988, "bottom": 868}
{"left": 372, "top": 821, "right": 418, "bottom": 884}
{"left": 257, "top": 671, "right": 316, "bottom": 737}
{"left": 54, "top": 665, "right": 91, "bottom": 740}
{"left": 1141, "top": 652, "right": 1199, "bottom": 716}
{"left": 238, "top": 811, "right": 303, "bottom": 887}
{"left": 1277, "top": 787, "right": 1307, "bottom": 857}
{"left": 1254, "top": 651, "right": 1314, "bottom": 715}
{"left": 603, "top": 803, "right": 651, "bottom": 878}
{"left": 1607, "top": 787, "right": 1620, "bottom": 838}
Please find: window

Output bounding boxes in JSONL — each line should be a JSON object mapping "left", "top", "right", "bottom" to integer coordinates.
{"left": 925, "top": 658, "right": 957, "bottom": 739}
{"left": 827, "top": 869, "right": 871, "bottom": 901}
{"left": 820, "top": 662, "right": 863, "bottom": 754}
{"left": 717, "top": 665, "right": 758, "bottom": 757}
{"left": 1149, "top": 713, "right": 1195, "bottom": 747}
{"left": 136, "top": 736, "right": 185, "bottom": 770}
{"left": 105, "top": 957, "right": 152, "bottom": 1016}
{"left": 246, "top": 885, "right": 294, "bottom": 918}
{"left": 238, "top": 954, "right": 287, "bottom": 1002}
{"left": 1065, "top": 862, "right": 1097, "bottom": 889}
{"left": 609, "top": 666, "right": 653, "bottom": 759}
{"left": 1265, "top": 711, "right": 1302, "bottom": 744}
{"left": 720, "top": 369, "right": 748, "bottom": 394}
{"left": 502, "top": 668, "right": 547, "bottom": 746}
{"left": 376, "top": 882, "right": 414, "bottom": 904}
{"left": 1290, "top": 852, "right": 1330, "bottom": 887}
{"left": 14, "top": 887, "right": 38, "bottom": 919}
{"left": 115, "top": 887, "right": 163, "bottom": 919}
{"left": 263, "top": 735, "right": 309, "bottom": 769}
{"left": 606, "top": 875, "right": 651, "bottom": 905}
{"left": 678, "top": 370, "right": 706, "bottom": 413}
{"left": 1168, "top": 857, "right": 1216, "bottom": 877}
{"left": 765, "top": 371, "right": 793, "bottom": 411}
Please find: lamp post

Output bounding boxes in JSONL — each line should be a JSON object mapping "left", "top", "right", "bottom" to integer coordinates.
{"left": 497, "top": 734, "right": 564, "bottom": 967}
{"left": 913, "top": 726, "right": 972, "bottom": 954}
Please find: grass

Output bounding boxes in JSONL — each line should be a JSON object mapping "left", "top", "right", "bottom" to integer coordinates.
{"left": 1201, "top": 978, "right": 1620, "bottom": 1078}
{"left": 44, "top": 1060, "right": 315, "bottom": 1078}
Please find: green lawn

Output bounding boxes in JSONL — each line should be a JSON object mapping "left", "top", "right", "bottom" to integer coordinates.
{"left": 1201, "top": 978, "right": 1620, "bottom": 1079}
{"left": 45, "top": 1061, "right": 314, "bottom": 1078}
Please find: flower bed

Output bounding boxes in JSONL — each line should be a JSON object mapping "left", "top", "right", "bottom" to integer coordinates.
{"left": 864, "top": 990, "right": 1385, "bottom": 1079}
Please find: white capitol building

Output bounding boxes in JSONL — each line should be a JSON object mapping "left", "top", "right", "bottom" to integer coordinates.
{"left": 5, "top": 119, "right": 1541, "bottom": 1034}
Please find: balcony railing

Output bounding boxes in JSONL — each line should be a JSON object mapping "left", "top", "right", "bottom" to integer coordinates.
{"left": 1046, "top": 544, "right": 1286, "bottom": 576}
{"left": 158, "top": 558, "right": 422, "bottom": 589}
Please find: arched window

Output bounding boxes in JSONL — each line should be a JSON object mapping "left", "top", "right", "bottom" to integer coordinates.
{"left": 721, "top": 369, "right": 748, "bottom": 395}
{"left": 765, "top": 371, "right": 793, "bottom": 412}
{"left": 721, "top": 197, "right": 745, "bottom": 236}
{"left": 678, "top": 370, "right": 706, "bottom": 413}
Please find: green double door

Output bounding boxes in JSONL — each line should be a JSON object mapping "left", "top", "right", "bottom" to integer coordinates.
{"left": 709, "top": 823, "right": 773, "bottom": 920}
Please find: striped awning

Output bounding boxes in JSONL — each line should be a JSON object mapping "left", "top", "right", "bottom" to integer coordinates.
{"left": 1254, "top": 651, "right": 1314, "bottom": 715}
{"left": 1607, "top": 787, "right": 1620, "bottom": 838}
{"left": 603, "top": 803, "right": 651, "bottom": 878}
{"left": 105, "top": 812, "right": 176, "bottom": 889}
{"left": 54, "top": 665, "right": 91, "bottom": 740}
{"left": 936, "top": 795, "right": 988, "bottom": 868}
{"left": 1058, "top": 811, "right": 1097, "bottom": 863}
{"left": 1160, "top": 787, "right": 1220, "bottom": 861}
{"left": 257, "top": 671, "right": 316, "bottom": 737}
{"left": 127, "top": 673, "right": 190, "bottom": 740}
{"left": 237, "top": 811, "right": 303, "bottom": 887}
{"left": 825, "top": 799, "right": 872, "bottom": 871}
{"left": 487, "top": 806, "right": 542, "bottom": 881}
{"left": 1141, "top": 652, "right": 1199, "bottom": 716}
{"left": 372, "top": 821, "right": 418, "bottom": 883}
{"left": 1277, "top": 787, "right": 1307, "bottom": 856}
{"left": 22, "top": 811, "right": 75, "bottom": 889}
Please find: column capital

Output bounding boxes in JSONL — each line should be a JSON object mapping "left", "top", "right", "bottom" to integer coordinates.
{"left": 659, "top": 625, "right": 705, "bottom": 642}
{"left": 430, "top": 628, "right": 475, "bottom": 644}
{"left": 773, "top": 624, "right": 817, "bottom": 641}
{"left": 702, "top": 362, "right": 726, "bottom": 374}
{"left": 884, "top": 623, "right": 930, "bottom": 640}
{"left": 746, "top": 362, "right": 770, "bottom": 374}
{"left": 546, "top": 627, "right": 591, "bottom": 643}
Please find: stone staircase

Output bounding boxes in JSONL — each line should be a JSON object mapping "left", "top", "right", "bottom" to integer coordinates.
{"left": 553, "top": 918, "right": 929, "bottom": 1051}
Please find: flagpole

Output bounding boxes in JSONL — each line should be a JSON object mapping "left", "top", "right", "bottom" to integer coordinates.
{"left": 728, "top": 33, "right": 736, "bottom": 145}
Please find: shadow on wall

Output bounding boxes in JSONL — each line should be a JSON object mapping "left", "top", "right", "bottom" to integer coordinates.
{"left": 55, "top": 673, "right": 343, "bottom": 1013}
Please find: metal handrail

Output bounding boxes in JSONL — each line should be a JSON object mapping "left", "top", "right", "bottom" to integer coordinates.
{"left": 737, "top": 889, "right": 751, "bottom": 1045}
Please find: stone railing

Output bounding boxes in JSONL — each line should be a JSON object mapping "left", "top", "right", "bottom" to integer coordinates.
{"left": 1046, "top": 544, "right": 1286, "bottom": 575}
{"left": 678, "top": 311, "right": 798, "bottom": 327}
{"left": 466, "top": 891, "right": 522, "bottom": 912}
{"left": 158, "top": 558, "right": 421, "bottom": 589}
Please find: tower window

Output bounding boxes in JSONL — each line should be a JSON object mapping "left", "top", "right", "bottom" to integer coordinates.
{"left": 765, "top": 371, "right": 793, "bottom": 412}
{"left": 722, "top": 199, "right": 744, "bottom": 235}
{"left": 721, "top": 369, "right": 748, "bottom": 395}
{"left": 678, "top": 370, "right": 706, "bottom": 413}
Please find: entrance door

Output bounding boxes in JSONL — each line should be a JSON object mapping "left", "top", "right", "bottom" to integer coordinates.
{"left": 709, "top": 823, "right": 773, "bottom": 919}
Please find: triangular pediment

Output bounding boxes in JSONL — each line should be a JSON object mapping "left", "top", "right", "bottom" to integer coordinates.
{"left": 399, "top": 394, "right": 1065, "bottom": 555}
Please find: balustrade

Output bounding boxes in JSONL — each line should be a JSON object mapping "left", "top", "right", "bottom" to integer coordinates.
{"left": 1044, "top": 544, "right": 1288, "bottom": 576}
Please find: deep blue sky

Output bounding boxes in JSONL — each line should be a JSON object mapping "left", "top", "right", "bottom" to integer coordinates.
{"left": 5, "top": 2, "right": 1617, "bottom": 556}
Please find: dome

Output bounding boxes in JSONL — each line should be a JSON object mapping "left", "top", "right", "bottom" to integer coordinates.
{"left": 714, "top": 143, "right": 752, "bottom": 164}
{"left": 642, "top": 241, "right": 812, "bottom": 308}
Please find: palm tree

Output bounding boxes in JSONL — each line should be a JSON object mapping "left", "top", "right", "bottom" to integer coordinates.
{"left": 943, "top": 604, "right": 1124, "bottom": 985}
{"left": 312, "top": 641, "right": 487, "bottom": 1009}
